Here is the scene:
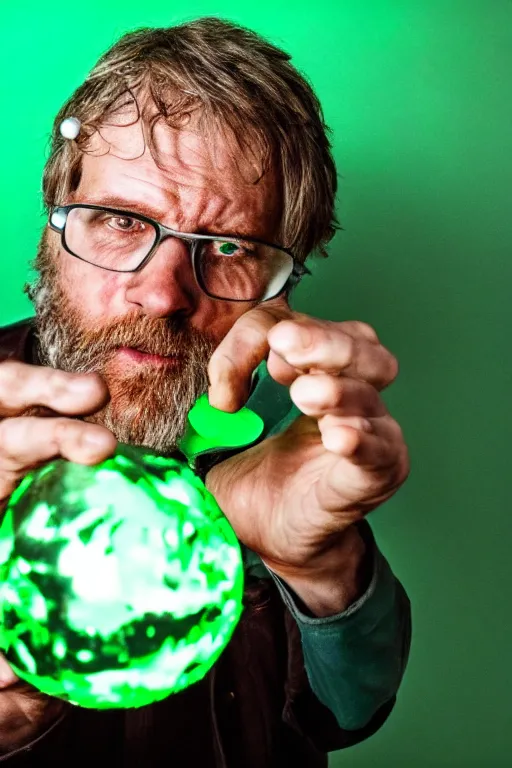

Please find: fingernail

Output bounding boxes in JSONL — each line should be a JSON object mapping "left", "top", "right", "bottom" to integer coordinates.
{"left": 208, "top": 388, "right": 235, "bottom": 413}
{"left": 293, "top": 377, "right": 321, "bottom": 405}
{"left": 207, "top": 376, "right": 228, "bottom": 410}
{"left": 208, "top": 376, "right": 244, "bottom": 413}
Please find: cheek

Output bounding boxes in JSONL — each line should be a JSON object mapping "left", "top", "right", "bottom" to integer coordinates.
{"left": 59, "top": 249, "right": 126, "bottom": 321}
{"left": 192, "top": 298, "right": 256, "bottom": 343}
{"left": 58, "top": 244, "right": 258, "bottom": 339}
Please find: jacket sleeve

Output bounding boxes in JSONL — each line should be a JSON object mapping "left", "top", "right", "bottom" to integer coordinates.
{"left": 265, "top": 521, "right": 411, "bottom": 751}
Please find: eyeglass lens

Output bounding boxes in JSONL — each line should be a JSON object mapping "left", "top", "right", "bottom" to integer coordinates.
{"left": 64, "top": 207, "right": 293, "bottom": 301}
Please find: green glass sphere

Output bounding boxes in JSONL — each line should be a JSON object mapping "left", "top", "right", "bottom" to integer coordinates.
{"left": 0, "top": 445, "right": 244, "bottom": 709}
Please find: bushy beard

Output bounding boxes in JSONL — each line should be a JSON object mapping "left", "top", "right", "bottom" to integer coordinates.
{"left": 26, "top": 236, "right": 217, "bottom": 454}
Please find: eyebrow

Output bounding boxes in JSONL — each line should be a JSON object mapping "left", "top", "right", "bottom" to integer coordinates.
{"left": 74, "top": 194, "right": 169, "bottom": 222}
{"left": 72, "top": 193, "right": 260, "bottom": 241}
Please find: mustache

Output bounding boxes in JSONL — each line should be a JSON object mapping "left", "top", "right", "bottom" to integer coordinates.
{"left": 65, "top": 312, "right": 217, "bottom": 359}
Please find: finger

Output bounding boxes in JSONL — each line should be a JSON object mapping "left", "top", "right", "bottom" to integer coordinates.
{"left": 289, "top": 374, "right": 387, "bottom": 418}
{"left": 0, "top": 361, "right": 110, "bottom": 418}
{"left": 266, "top": 321, "right": 386, "bottom": 388}
{"left": 319, "top": 410, "right": 405, "bottom": 446}
{"left": 266, "top": 348, "right": 301, "bottom": 387}
{"left": 338, "top": 320, "right": 380, "bottom": 343}
{"left": 318, "top": 418, "right": 408, "bottom": 474}
{"left": 0, "top": 654, "right": 18, "bottom": 688}
{"left": 319, "top": 425, "right": 393, "bottom": 466}
{"left": 268, "top": 318, "right": 398, "bottom": 390}
{"left": 0, "top": 416, "right": 117, "bottom": 502}
{"left": 208, "top": 298, "right": 291, "bottom": 411}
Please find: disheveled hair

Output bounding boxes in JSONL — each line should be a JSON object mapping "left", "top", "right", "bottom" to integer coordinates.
{"left": 42, "top": 16, "right": 338, "bottom": 261}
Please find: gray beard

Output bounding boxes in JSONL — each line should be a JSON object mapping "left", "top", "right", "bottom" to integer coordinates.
{"left": 28, "top": 259, "right": 216, "bottom": 455}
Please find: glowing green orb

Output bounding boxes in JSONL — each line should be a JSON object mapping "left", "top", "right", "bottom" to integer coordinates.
{"left": 0, "top": 445, "right": 244, "bottom": 709}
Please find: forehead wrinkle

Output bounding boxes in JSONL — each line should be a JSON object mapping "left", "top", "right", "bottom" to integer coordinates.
{"left": 144, "top": 118, "right": 251, "bottom": 197}
{"left": 175, "top": 181, "right": 272, "bottom": 239}
{"left": 74, "top": 128, "right": 281, "bottom": 239}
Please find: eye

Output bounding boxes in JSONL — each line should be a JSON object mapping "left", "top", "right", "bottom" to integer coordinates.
{"left": 218, "top": 242, "right": 240, "bottom": 256}
{"left": 107, "top": 216, "right": 145, "bottom": 233}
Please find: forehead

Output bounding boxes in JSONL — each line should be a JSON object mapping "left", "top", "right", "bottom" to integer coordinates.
{"left": 71, "top": 114, "right": 281, "bottom": 238}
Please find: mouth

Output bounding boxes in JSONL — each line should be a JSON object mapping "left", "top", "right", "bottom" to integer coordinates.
{"left": 117, "top": 346, "right": 182, "bottom": 366}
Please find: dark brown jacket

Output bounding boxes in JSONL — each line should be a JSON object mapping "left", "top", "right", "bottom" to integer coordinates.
{"left": 0, "top": 319, "right": 395, "bottom": 767}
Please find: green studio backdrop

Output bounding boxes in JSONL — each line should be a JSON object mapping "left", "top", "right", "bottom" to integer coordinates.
{"left": 1, "top": 1, "right": 510, "bottom": 766}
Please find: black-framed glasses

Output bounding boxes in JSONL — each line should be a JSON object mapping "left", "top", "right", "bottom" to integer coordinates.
{"left": 48, "top": 204, "right": 310, "bottom": 302}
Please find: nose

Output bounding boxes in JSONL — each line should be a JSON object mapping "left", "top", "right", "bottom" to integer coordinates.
{"left": 124, "top": 236, "right": 197, "bottom": 318}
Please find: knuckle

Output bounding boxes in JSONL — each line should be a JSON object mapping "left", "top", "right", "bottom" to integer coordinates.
{"left": 356, "top": 321, "right": 379, "bottom": 342}
{"left": 54, "top": 419, "right": 108, "bottom": 454}
{"left": 258, "top": 302, "right": 291, "bottom": 323}
{"left": 45, "top": 367, "right": 74, "bottom": 400}
{"left": 360, "top": 469, "right": 386, "bottom": 497}
{"left": 238, "top": 321, "right": 267, "bottom": 351}
{"left": 388, "top": 448, "right": 410, "bottom": 488}
{"left": 225, "top": 328, "right": 267, "bottom": 371}
{"left": 52, "top": 417, "right": 81, "bottom": 444}
{"left": 357, "top": 417, "right": 373, "bottom": 433}
{"left": 319, "top": 412, "right": 339, "bottom": 431}
{"left": 0, "top": 418, "right": 22, "bottom": 461}
{"left": 0, "top": 359, "right": 27, "bottom": 380}
{"left": 320, "top": 376, "right": 343, "bottom": 408}
{"left": 0, "top": 360, "right": 28, "bottom": 399}
{"left": 374, "top": 352, "right": 399, "bottom": 390}
{"left": 210, "top": 320, "right": 267, "bottom": 376}
{"left": 387, "top": 353, "right": 400, "bottom": 382}
{"left": 339, "top": 334, "right": 355, "bottom": 368}
{"left": 389, "top": 415, "right": 406, "bottom": 444}
{"left": 339, "top": 320, "right": 379, "bottom": 342}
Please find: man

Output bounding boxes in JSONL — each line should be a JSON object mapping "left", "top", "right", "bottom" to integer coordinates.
{"left": 0, "top": 17, "right": 411, "bottom": 767}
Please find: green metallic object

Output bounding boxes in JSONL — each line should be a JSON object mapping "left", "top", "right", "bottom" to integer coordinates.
{"left": 0, "top": 442, "right": 246, "bottom": 709}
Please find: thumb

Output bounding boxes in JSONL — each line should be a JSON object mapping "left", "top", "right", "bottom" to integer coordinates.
{"left": 0, "top": 653, "right": 18, "bottom": 688}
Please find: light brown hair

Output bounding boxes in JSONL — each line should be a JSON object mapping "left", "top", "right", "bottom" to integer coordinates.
{"left": 42, "top": 16, "right": 338, "bottom": 261}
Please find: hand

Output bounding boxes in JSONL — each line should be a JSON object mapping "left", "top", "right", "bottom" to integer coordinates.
{"left": 0, "top": 360, "right": 116, "bottom": 744}
{"left": 207, "top": 299, "right": 398, "bottom": 412}
{"left": 206, "top": 300, "right": 409, "bottom": 587}
{"left": 0, "top": 360, "right": 117, "bottom": 508}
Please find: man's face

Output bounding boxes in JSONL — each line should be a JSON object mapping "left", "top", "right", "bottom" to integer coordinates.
{"left": 34, "top": 112, "right": 282, "bottom": 452}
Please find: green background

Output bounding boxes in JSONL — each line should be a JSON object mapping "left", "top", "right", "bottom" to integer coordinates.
{"left": 1, "top": 1, "right": 510, "bottom": 765}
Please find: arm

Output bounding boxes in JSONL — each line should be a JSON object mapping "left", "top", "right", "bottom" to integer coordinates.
{"left": 205, "top": 317, "right": 411, "bottom": 746}
{"left": 266, "top": 521, "right": 411, "bottom": 734}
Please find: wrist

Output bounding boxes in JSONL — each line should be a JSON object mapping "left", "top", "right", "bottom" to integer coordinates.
{"left": 263, "top": 525, "right": 371, "bottom": 617}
